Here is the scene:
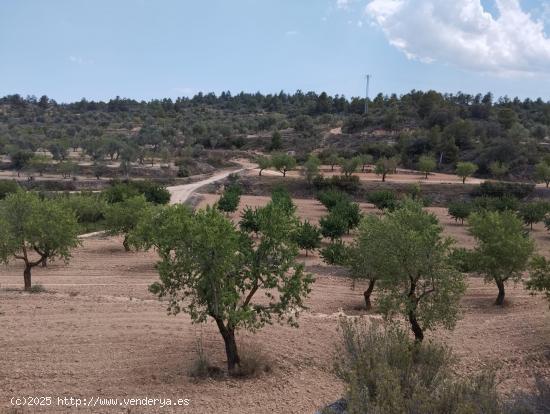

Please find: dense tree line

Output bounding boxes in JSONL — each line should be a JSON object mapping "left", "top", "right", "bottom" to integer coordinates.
{"left": 2, "top": 90, "right": 550, "bottom": 180}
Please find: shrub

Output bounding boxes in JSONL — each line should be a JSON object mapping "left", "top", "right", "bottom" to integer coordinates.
{"left": 29, "top": 284, "right": 47, "bottom": 294}
{"left": 104, "top": 180, "right": 170, "bottom": 205}
{"left": 271, "top": 185, "right": 296, "bottom": 216}
{"left": 217, "top": 183, "right": 241, "bottom": 214}
{"left": 293, "top": 220, "right": 322, "bottom": 256}
{"left": 313, "top": 175, "right": 360, "bottom": 193}
{"left": 320, "top": 240, "right": 350, "bottom": 265}
{"left": 473, "top": 195, "right": 519, "bottom": 213}
{"left": 320, "top": 211, "right": 348, "bottom": 241}
{"left": 239, "top": 206, "right": 260, "bottom": 234}
{"left": 367, "top": 190, "right": 398, "bottom": 211}
{"left": 317, "top": 189, "right": 351, "bottom": 211}
{"left": 519, "top": 201, "right": 549, "bottom": 230}
{"left": 0, "top": 180, "right": 19, "bottom": 199}
{"left": 471, "top": 181, "right": 535, "bottom": 200}
{"left": 334, "top": 319, "right": 503, "bottom": 414}
{"left": 331, "top": 201, "right": 362, "bottom": 233}
{"left": 448, "top": 200, "right": 473, "bottom": 224}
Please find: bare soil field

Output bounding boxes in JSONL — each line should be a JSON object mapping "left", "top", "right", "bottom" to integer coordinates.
{"left": 1, "top": 195, "right": 549, "bottom": 413}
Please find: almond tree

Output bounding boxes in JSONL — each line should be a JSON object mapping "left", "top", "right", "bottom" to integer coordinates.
{"left": 0, "top": 192, "right": 80, "bottom": 291}
{"left": 349, "top": 200, "right": 465, "bottom": 341}
{"left": 468, "top": 210, "right": 534, "bottom": 305}
{"left": 132, "top": 203, "right": 313, "bottom": 374}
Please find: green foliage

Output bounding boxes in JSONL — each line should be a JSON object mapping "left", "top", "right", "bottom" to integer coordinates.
{"left": 417, "top": 155, "right": 436, "bottom": 179}
{"left": 303, "top": 154, "right": 321, "bottom": 183}
{"left": 141, "top": 204, "right": 314, "bottom": 373}
{"left": 535, "top": 161, "right": 550, "bottom": 187}
{"left": 92, "top": 162, "right": 108, "bottom": 180}
{"left": 217, "top": 183, "right": 241, "bottom": 214}
{"left": 317, "top": 189, "right": 351, "bottom": 211}
{"left": 354, "top": 201, "right": 465, "bottom": 341}
{"left": 367, "top": 190, "right": 398, "bottom": 211}
{"left": 455, "top": 161, "right": 478, "bottom": 184}
{"left": 331, "top": 201, "right": 362, "bottom": 233}
{"left": 468, "top": 210, "right": 535, "bottom": 305}
{"left": 489, "top": 161, "right": 509, "bottom": 179}
{"left": 0, "top": 180, "right": 19, "bottom": 199}
{"left": 313, "top": 175, "right": 361, "bottom": 193}
{"left": 271, "top": 185, "right": 296, "bottom": 216}
{"left": 293, "top": 220, "right": 322, "bottom": 256}
{"left": 471, "top": 181, "right": 534, "bottom": 199}
{"left": 334, "top": 320, "right": 503, "bottom": 414}
{"left": 375, "top": 157, "right": 397, "bottom": 182}
{"left": 59, "top": 193, "right": 107, "bottom": 232}
{"left": 256, "top": 155, "right": 272, "bottom": 176}
{"left": 271, "top": 153, "right": 296, "bottom": 177}
{"left": 103, "top": 180, "right": 170, "bottom": 205}
{"left": 448, "top": 201, "right": 473, "bottom": 224}
{"left": 320, "top": 239, "right": 350, "bottom": 266}
{"left": 472, "top": 195, "right": 519, "bottom": 213}
{"left": 320, "top": 211, "right": 348, "bottom": 241}
{"left": 104, "top": 195, "right": 151, "bottom": 250}
{"left": 270, "top": 130, "right": 282, "bottom": 151}
{"left": 526, "top": 255, "right": 550, "bottom": 307}
{"left": 239, "top": 206, "right": 260, "bottom": 234}
{"left": 339, "top": 157, "right": 360, "bottom": 178}
{"left": 518, "top": 201, "right": 548, "bottom": 229}
{"left": 0, "top": 192, "right": 80, "bottom": 291}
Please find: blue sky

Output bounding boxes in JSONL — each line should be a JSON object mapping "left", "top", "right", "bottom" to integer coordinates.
{"left": 1, "top": 0, "right": 550, "bottom": 102}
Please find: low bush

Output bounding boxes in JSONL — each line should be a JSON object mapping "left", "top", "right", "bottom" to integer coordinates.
{"left": 334, "top": 319, "right": 503, "bottom": 414}
{"left": 320, "top": 240, "right": 350, "bottom": 266}
{"left": 317, "top": 189, "right": 351, "bottom": 211}
{"left": 367, "top": 190, "right": 398, "bottom": 211}
{"left": 0, "top": 180, "right": 19, "bottom": 199}
{"left": 471, "top": 181, "right": 535, "bottom": 200}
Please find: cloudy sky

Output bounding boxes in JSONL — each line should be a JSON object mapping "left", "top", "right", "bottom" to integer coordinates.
{"left": 1, "top": 0, "right": 550, "bottom": 102}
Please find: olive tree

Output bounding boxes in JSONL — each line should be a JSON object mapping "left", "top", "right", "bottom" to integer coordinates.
{"left": 417, "top": 155, "right": 436, "bottom": 179}
{"left": 271, "top": 153, "right": 296, "bottom": 177}
{"left": 339, "top": 157, "right": 360, "bottom": 178}
{"left": 535, "top": 161, "right": 550, "bottom": 188}
{"left": 256, "top": 156, "right": 271, "bottom": 176}
{"left": 132, "top": 204, "right": 313, "bottom": 374}
{"left": 455, "top": 161, "right": 478, "bottom": 184}
{"left": 351, "top": 201, "right": 465, "bottom": 341}
{"left": 374, "top": 157, "right": 397, "bottom": 182}
{"left": 468, "top": 211, "right": 534, "bottom": 305}
{"left": 518, "top": 201, "right": 548, "bottom": 230}
{"left": 0, "top": 192, "right": 80, "bottom": 291}
{"left": 302, "top": 154, "right": 321, "bottom": 184}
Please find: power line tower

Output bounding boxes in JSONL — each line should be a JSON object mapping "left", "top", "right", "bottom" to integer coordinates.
{"left": 364, "top": 74, "right": 371, "bottom": 115}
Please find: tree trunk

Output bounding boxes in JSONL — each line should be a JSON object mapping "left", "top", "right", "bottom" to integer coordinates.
{"left": 24, "top": 265, "right": 32, "bottom": 291}
{"left": 363, "top": 279, "right": 376, "bottom": 311}
{"left": 425, "top": 172, "right": 428, "bottom": 179}
{"left": 258, "top": 169, "right": 262, "bottom": 176}
{"left": 462, "top": 177, "right": 466, "bottom": 184}
{"left": 123, "top": 235, "right": 130, "bottom": 252}
{"left": 408, "top": 310, "right": 424, "bottom": 342}
{"left": 215, "top": 319, "right": 240, "bottom": 374}
{"left": 382, "top": 173, "right": 386, "bottom": 182}
{"left": 283, "top": 170, "right": 286, "bottom": 177}
{"left": 495, "top": 278, "right": 505, "bottom": 306}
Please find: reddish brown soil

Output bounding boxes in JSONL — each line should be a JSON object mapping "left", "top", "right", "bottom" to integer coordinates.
{"left": 1, "top": 196, "right": 549, "bottom": 413}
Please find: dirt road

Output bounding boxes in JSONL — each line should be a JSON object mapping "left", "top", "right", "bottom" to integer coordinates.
{"left": 166, "top": 168, "right": 245, "bottom": 204}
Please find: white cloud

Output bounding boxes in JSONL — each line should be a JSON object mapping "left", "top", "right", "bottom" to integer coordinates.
{"left": 285, "top": 30, "right": 299, "bottom": 36}
{"left": 365, "top": 0, "right": 550, "bottom": 76}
